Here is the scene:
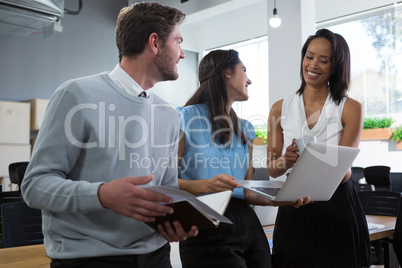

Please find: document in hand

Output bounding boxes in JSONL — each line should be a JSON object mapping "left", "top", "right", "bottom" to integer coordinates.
{"left": 144, "top": 186, "right": 233, "bottom": 231}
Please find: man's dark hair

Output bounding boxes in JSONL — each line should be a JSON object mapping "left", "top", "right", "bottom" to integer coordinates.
{"left": 115, "top": 3, "right": 185, "bottom": 62}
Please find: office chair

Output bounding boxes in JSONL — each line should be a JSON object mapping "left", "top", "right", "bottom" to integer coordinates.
{"left": 351, "top": 166, "right": 373, "bottom": 191}
{"left": 0, "top": 191, "right": 23, "bottom": 248}
{"left": 358, "top": 191, "right": 402, "bottom": 267}
{"left": 364, "top": 165, "right": 391, "bottom": 191}
{"left": 358, "top": 191, "right": 401, "bottom": 216}
{"left": 390, "top": 172, "right": 402, "bottom": 192}
{"left": 8, "top": 161, "right": 29, "bottom": 192}
{"left": 1, "top": 201, "right": 43, "bottom": 248}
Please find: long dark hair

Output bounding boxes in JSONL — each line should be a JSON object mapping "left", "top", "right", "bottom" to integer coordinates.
{"left": 297, "top": 29, "right": 351, "bottom": 104}
{"left": 185, "top": 49, "right": 248, "bottom": 146}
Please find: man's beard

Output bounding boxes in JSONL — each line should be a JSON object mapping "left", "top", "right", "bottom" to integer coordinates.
{"left": 155, "top": 50, "right": 178, "bottom": 81}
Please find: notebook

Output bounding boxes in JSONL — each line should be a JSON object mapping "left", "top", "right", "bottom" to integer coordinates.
{"left": 238, "top": 143, "right": 360, "bottom": 202}
{"left": 144, "top": 186, "right": 232, "bottom": 231}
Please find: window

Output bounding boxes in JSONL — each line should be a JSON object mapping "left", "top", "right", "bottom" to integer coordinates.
{"left": 320, "top": 4, "right": 402, "bottom": 125}
{"left": 204, "top": 36, "right": 269, "bottom": 137}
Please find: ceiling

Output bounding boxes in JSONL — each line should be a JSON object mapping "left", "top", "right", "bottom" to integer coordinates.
{"left": 133, "top": 0, "right": 265, "bottom": 27}
{"left": 146, "top": 0, "right": 232, "bottom": 15}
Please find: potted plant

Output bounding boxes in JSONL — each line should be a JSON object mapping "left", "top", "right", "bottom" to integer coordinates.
{"left": 391, "top": 126, "right": 402, "bottom": 150}
{"left": 361, "top": 117, "right": 394, "bottom": 141}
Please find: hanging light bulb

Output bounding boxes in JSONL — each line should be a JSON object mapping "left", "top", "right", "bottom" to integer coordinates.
{"left": 269, "top": 0, "right": 281, "bottom": 28}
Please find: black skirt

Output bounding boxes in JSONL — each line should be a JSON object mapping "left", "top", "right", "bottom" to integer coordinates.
{"left": 179, "top": 197, "right": 272, "bottom": 268}
{"left": 272, "top": 179, "right": 370, "bottom": 268}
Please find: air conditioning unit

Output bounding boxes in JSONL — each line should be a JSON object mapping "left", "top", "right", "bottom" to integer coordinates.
{"left": 0, "top": 0, "right": 64, "bottom": 37}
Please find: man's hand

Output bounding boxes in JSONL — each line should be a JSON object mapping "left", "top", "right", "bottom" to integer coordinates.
{"left": 157, "top": 221, "right": 198, "bottom": 242}
{"left": 98, "top": 175, "right": 175, "bottom": 222}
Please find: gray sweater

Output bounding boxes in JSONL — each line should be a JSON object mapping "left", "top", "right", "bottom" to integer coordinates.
{"left": 21, "top": 72, "right": 180, "bottom": 259}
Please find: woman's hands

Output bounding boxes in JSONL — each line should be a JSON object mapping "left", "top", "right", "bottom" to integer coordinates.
{"left": 244, "top": 188, "right": 312, "bottom": 207}
{"left": 267, "top": 138, "right": 300, "bottom": 178}
{"left": 178, "top": 174, "right": 241, "bottom": 196}
{"left": 206, "top": 174, "right": 241, "bottom": 193}
{"left": 282, "top": 139, "right": 300, "bottom": 170}
{"left": 269, "top": 196, "right": 312, "bottom": 208}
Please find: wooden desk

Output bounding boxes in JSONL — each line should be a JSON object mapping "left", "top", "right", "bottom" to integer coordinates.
{"left": 366, "top": 215, "right": 396, "bottom": 241}
{"left": 0, "top": 244, "right": 50, "bottom": 268}
{"left": 264, "top": 215, "right": 396, "bottom": 242}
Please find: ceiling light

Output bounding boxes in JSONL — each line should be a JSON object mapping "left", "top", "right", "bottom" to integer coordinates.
{"left": 269, "top": 0, "right": 281, "bottom": 28}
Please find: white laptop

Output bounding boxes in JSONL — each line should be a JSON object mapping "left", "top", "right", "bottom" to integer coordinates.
{"left": 238, "top": 143, "right": 360, "bottom": 202}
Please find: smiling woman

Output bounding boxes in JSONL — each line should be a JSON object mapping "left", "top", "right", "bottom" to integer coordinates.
{"left": 205, "top": 36, "right": 269, "bottom": 128}
{"left": 176, "top": 49, "right": 277, "bottom": 268}
{"left": 267, "top": 29, "right": 371, "bottom": 268}
{"left": 302, "top": 38, "right": 332, "bottom": 90}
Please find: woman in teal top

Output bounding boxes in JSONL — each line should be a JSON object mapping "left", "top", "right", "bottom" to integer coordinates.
{"left": 177, "top": 103, "right": 255, "bottom": 200}
{"left": 176, "top": 50, "right": 309, "bottom": 268}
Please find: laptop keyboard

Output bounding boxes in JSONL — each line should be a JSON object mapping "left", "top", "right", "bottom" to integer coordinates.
{"left": 252, "top": 187, "right": 281, "bottom": 197}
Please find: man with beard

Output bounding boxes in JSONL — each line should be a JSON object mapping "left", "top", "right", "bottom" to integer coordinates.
{"left": 21, "top": 3, "right": 197, "bottom": 268}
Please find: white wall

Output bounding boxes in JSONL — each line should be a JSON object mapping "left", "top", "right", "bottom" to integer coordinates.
{"left": 354, "top": 141, "right": 402, "bottom": 172}
{"left": 267, "top": 0, "right": 316, "bottom": 107}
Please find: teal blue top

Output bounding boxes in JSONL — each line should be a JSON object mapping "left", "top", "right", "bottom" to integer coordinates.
{"left": 177, "top": 104, "right": 256, "bottom": 199}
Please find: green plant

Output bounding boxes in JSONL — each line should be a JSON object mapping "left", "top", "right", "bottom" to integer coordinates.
{"left": 391, "top": 126, "right": 402, "bottom": 142}
{"left": 254, "top": 125, "right": 267, "bottom": 144}
{"left": 363, "top": 117, "right": 394, "bottom": 129}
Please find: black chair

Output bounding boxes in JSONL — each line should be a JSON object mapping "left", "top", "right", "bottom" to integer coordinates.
{"left": 0, "top": 191, "right": 23, "bottom": 248}
{"left": 358, "top": 191, "right": 402, "bottom": 267}
{"left": 390, "top": 173, "right": 402, "bottom": 192}
{"left": 0, "top": 191, "right": 23, "bottom": 204}
{"left": 358, "top": 191, "right": 401, "bottom": 216}
{"left": 351, "top": 166, "right": 373, "bottom": 191}
{"left": 1, "top": 201, "right": 43, "bottom": 248}
{"left": 8, "top": 161, "right": 29, "bottom": 192}
{"left": 364, "top": 165, "right": 392, "bottom": 191}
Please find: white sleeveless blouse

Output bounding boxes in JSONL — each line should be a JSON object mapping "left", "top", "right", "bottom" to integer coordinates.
{"left": 281, "top": 92, "right": 347, "bottom": 151}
